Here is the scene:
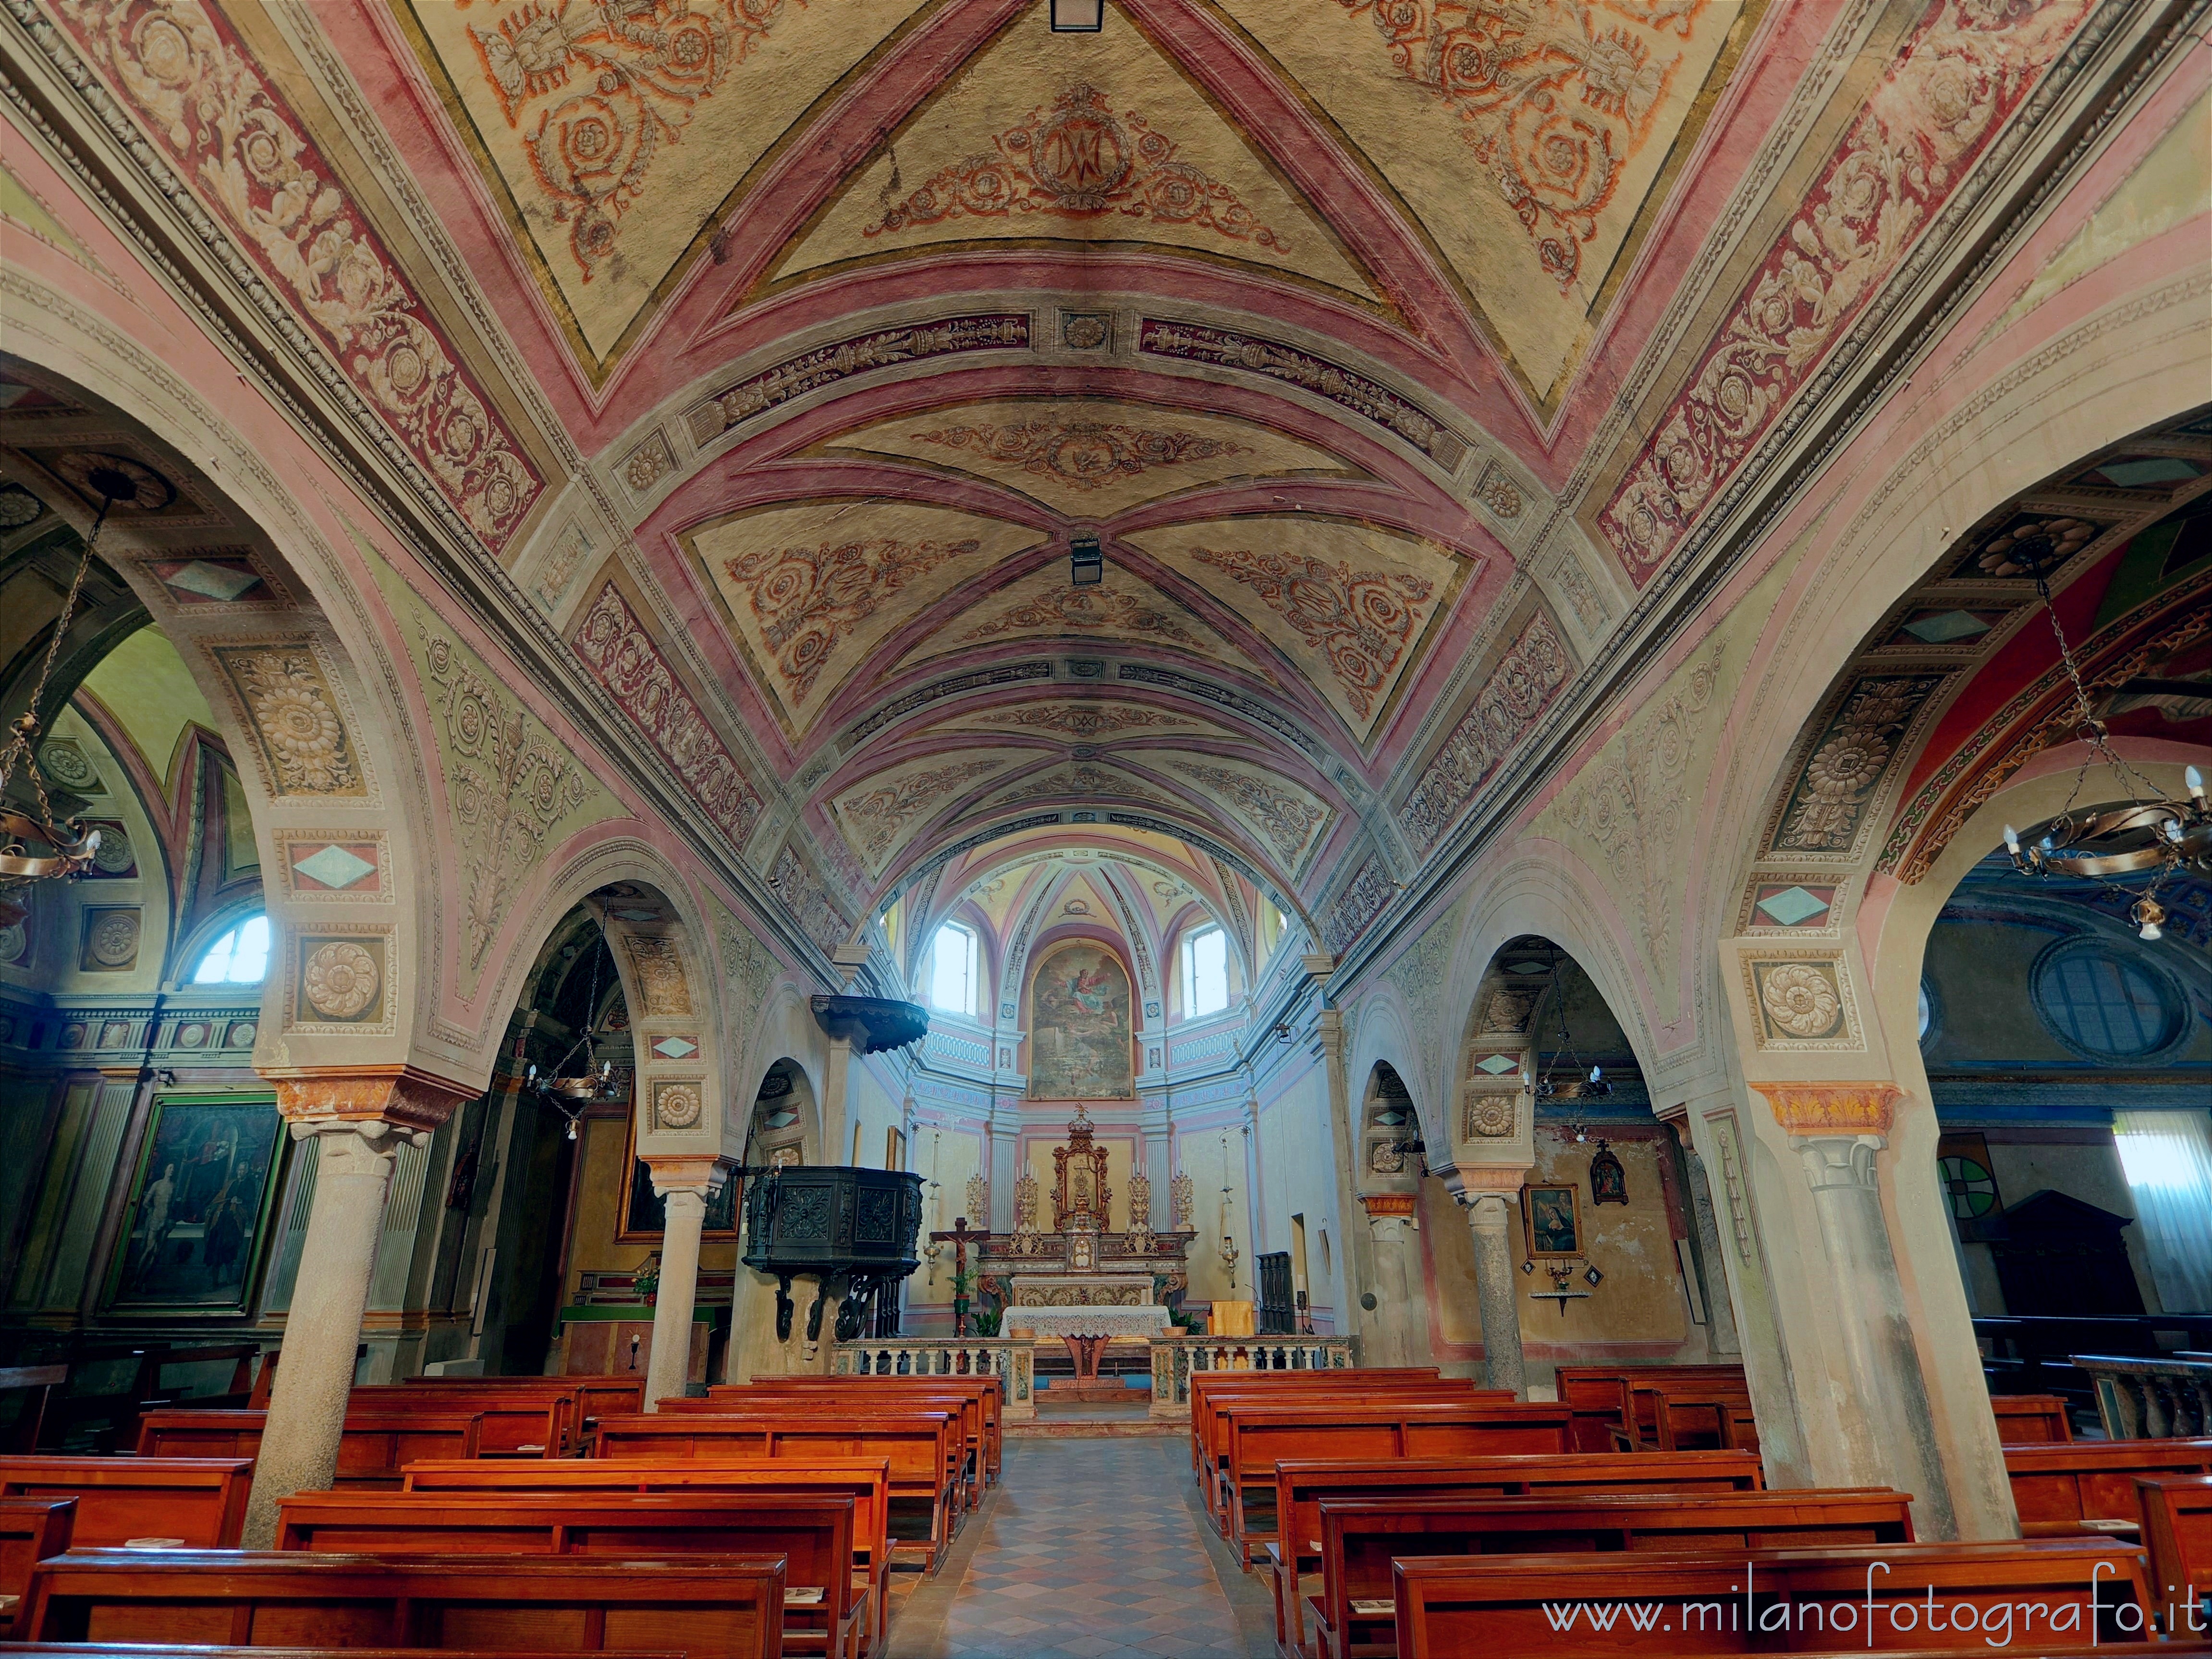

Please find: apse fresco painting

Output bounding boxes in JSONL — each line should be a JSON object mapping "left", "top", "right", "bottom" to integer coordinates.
{"left": 1029, "top": 944, "right": 1133, "bottom": 1099}
{"left": 107, "top": 1094, "right": 286, "bottom": 1312}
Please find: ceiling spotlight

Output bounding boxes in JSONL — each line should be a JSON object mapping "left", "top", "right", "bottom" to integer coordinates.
{"left": 1050, "top": 0, "right": 1104, "bottom": 29}
{"left": 1070, "top": 534, "right": 1103, "bottom": 586}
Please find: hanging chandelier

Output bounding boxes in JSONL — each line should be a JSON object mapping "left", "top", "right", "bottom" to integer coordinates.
{"left": 522, "top": 937, "right": 625, "bottom": 1136}
{"left": 1523, "top": 948, "right": 1610, "bottom": 1127}
{"left": 1996, "top": 538, "right": 2211, "bottom": 940}
{"left": 0, "top": 469, "right": 129, "bottom": 923}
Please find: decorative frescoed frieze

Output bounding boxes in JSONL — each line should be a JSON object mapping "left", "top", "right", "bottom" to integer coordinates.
{"left": 419, "top": 625, "right": 591, "bottom": 969}
{"left": 623, "top": 935, "right": 694, "bottom": 1019}
{"left": 687, "top": 316, "right": 1031, "bottom": 445}
{"left": 1320, "top": 856, "right": 1393, "bottom": 956}
{"left": 870, "top": 85, "right": 1289, "bottom": 251}
{"left": 48, "top": 0, "right": 542, "bottom": 548}
{"left": 1765, "top": 674, "right": 1946, "bottom": 858}
{"left": 1596, "top": 0, "right": 2095, "bottom": 583}
{"left": 1400, "top": 611, "right": 1570, "bottom": 850}
{"left": 1139, "top": 320, "right": 1467, "bottom": 471}
{"left": 572, "top": 583, "right": 762, "bottom": 844}
{"left": 207, "top": 642, "right": 371, "bottom": 800}
{"left": 1188, "top": 545, "right": 1433, "bottom": 721}
{"left": 917, "top": 416, "right": 1248, "bottom": 493}
{"left": 767, "top": 844, "right": 847, "bottom": 956}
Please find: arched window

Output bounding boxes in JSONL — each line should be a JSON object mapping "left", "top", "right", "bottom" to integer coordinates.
{"left": 1181, "top": 925, "right": 1228, "bottom": 1017}
{"left": 192, "top": 915, "right": 271, "bottom": 985}
{"left": 926, "top": 921, "right": 979, "bottom": 1015}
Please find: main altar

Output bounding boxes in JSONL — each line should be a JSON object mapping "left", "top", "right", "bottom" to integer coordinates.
{"left": 979, "top": 1107, "right": 1194, "bottom": 1400}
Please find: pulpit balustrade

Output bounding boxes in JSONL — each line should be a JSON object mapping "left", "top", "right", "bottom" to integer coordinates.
{"left": 831, "top": 1338, "right": 1036, "bottom": 1418}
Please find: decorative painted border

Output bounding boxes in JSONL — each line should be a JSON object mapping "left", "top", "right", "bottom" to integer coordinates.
{"left": 43, "top": 0, "right": 542, "bottom": 549}
{"left": 1595, "top": 0, "right": 2096, "bottom": 584}
{"left": 686, "top": 315, "right": 1031, "bottom": 446}
{"left": 1139, "top": 318, "right": 1466, "bottom": 472}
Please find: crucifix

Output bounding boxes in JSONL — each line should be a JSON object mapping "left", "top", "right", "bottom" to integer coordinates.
{"left": 929, "top": 1215, "right": 993, "bottom": 1335}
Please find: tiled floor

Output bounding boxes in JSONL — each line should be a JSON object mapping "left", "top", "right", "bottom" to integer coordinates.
{"left": 887, "top": 1436, "right": 1274, "bottom": 1658}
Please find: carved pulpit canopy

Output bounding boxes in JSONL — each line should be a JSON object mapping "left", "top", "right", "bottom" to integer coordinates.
{"left": 1051, "top": 1104, "right": 1112, "bottom": 1232}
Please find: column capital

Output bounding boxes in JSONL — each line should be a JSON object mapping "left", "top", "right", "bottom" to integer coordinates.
{"left": 1441, "top": 1164, "right": 1528, "bottom": 1203}
{"left": 1360, "top": 1193, "right": 1418, "bottom": 1219}
{"left": 1749, "top": 1081, "right": 1903, "bottom": 1139}
{"left": 266, "top": 1066, "right": 475, "bottom": 1135}
{"left": 1316, "top": 1008, "right": 1346, "bottom": 1058}
{"left": 645, "top": 1153, "right": 733, "bottom": 1199}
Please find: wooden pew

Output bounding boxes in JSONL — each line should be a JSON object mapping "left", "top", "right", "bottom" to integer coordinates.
{"left": 276, "top": 1490, "right": 862, "bottom": 1659}
{"left": 1554, "top": 1363, "right": 1745, "bottom": 1453}
{"left": 21, "top": 1549, "right": 785, "bottom": 1657}
{"left": 1615, "top": 1380, "right": 1758, "bottom": 1452}
{"left": 1187, "top": 1368, "right": 1443, "bottom": 1476}
{"left": 1993, "top": 1393, "right": 2074, "bottom": 1443}
{"left": 399, "top": 1458, "right": 894, "bottom": 1657}
{"left": 135, "top": 1411, "right": 483, "bottom": 1488}
{"left": 1260, "top": 1450, "right": 1768, "bottom": 1655}
{"left": 729, "top": 1376, "right": 1004, "bottom": 1487}
{"left": 396, "top": 1376, "right": 649, "bottom": 1453}
{"left": 2007, "top": 1437, "right": 2212, "bottom": 1538}
{"left": 1196, "top": 1380, "right": 1496, "bottom": 1520}
{"left": 676, "top": 1388, "right": 981, "bottom": 1514}
{"left": 345, "top": 1385, "right": 562, "bottom": 1459}
{"left": 0, "top": 1367, "right": 65, "bottom": 1455}
{"left": 0, "top": 1456, "right": 252, "bottom": 1547}
{"left": 1390, "top": 1538, "right": 2156, "bottom": 1658}
{"left": 0, "top": 1649, "right": 688, "bottom": 1658}
{"left": 1218, "top": 1402, "right": 1574, "bottom": 1565}
{"left": 0, "top": 1498, "right": 73, "bottom": 1639}
{"left": 2137, "top": 1474, "right": 2212, "bottom": 1630}
{"left": 592, "top": 1411, "right": 958, "bottom": 1571}
{"left": 1308, "top": 1489, "right": 1913, "bottom": 1659}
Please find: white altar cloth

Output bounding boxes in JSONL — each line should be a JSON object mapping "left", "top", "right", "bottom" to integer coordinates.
{"left": 1010, "top": 1304, "right": 1173, "bottom": 1339}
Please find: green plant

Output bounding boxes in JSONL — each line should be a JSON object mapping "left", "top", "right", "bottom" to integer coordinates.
{"left": 973, "top": 1307, "right": 1003, "bottom": 1337}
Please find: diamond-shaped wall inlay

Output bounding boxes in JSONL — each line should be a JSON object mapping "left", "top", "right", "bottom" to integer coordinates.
{"left": 1899, "top": 609, "right": 1995, "bottom": 645}
{"left": 1503, "top": 959, "right": 1550, "bottom": 975}
{"left": 162, "top": 559, "right": 264, "bottom": 602}
{"left": 651, "top": 1036, "right": 700, "bottom": 1061}
{"left": 293, "top": 842, "right": 379, "bottom": 891}
{"left": 1755, "top": 884, "right": 1834, "bottom": 927}
{"left": 1475, "top": 1052, "right": 1520, "bottom": 1075}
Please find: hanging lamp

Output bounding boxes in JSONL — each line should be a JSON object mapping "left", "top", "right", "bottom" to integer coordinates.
{"left": 0, "top": 467, "right": 131, "bottom": 924}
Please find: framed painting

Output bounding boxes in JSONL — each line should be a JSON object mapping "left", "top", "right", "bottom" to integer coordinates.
{"left": 104, "top": 1091, "right": 287, "bottom": 1314}
{"left": 618, "top": 1113, "right": 739, "bottom": 1242}
{"left": 1027, "top": 941, "right": 1133, "bottom": 1098}
{"left": 1522, "top": 1183, "right": 1583, "bottom": 1259}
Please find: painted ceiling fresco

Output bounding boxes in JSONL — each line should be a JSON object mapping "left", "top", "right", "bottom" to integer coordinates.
{"left": 68, "top": 0, "right": 2114, "bottom": 963}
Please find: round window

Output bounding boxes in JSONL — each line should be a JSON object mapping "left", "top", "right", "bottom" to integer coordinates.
{"left": 2029, "top": 940, "right": 2180, "bottom": 1061}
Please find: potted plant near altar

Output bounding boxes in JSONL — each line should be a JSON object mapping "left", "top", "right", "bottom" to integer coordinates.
{"left": 949, "top": 1264, "right": 975, "bottom": 1336}
{"left": 633, "top": 1253, "right": 661, "bottom": 1307}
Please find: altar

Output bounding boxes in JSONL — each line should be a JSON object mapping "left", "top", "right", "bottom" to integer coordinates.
{"left": 976, "top": 1107, "right": 1196, "bottom": 1400}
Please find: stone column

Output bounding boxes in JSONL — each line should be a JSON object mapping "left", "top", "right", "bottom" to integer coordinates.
{"left": 244, "top": 1070, "right": 467, "bottom": 1548}
{"left": 988, "top": 1112, "right": 1020, "bottom": 1235}
{"left": 1754, "top": 1083, "right": 1960, "bottom": 1540}
{"left": 1456, "top": 1188, "right": 1526, "bottom": 1397}
{"left": 643, "top": 1156, "right": 727, "bottom": 1409}
{"left": 1359, "top": 1194, "right": 1418, "bottom": 1367}
{"left": 1316, "top": 1000, "right": 1372, "bottom": 1353}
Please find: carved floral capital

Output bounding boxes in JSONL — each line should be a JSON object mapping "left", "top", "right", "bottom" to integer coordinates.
{"left": 1749, "top": 1081, "right": 1903, "bottom": 1138}
{"left": 1360, "top": 1193, "right": 1418, "bottom": 1219}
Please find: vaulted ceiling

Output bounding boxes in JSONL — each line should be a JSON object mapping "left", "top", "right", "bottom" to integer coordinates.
{"left": 24, "top": 0, "right": 2123, "bottom": 963}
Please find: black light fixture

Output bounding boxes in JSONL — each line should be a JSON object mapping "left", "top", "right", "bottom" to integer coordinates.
{"left": 1050, "top": 0, "right": 1104, "bottom": 29}
{"left": 1070, "top": 534, "right": 1104, "bottom": 586}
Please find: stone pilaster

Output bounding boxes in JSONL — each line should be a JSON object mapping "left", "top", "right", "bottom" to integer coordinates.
{"left": 1359, "top": 1193, "right": 1418, "bottom": 1368}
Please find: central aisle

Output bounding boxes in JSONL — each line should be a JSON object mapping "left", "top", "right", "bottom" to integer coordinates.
{"left": 887, "top": 1435, "right": 1271, "bottom": 1658}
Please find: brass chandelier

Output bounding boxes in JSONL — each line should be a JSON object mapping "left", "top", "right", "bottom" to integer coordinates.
{"left": 1996, "top": 535, "right": 2210, "bottom": 941}
{"left": 521, "top": 934, "right": 624, "bottom": 1136}
{"left": 0, "top": 468, "right": 130, "bottom": 924}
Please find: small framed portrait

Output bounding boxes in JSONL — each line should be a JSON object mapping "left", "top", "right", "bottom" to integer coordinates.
{"left": 885, "top": 1126, "right": 907, "bottom": 1172}
{"left": 1522, "top": 1183, "right": 1583, "bottom": 1258}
